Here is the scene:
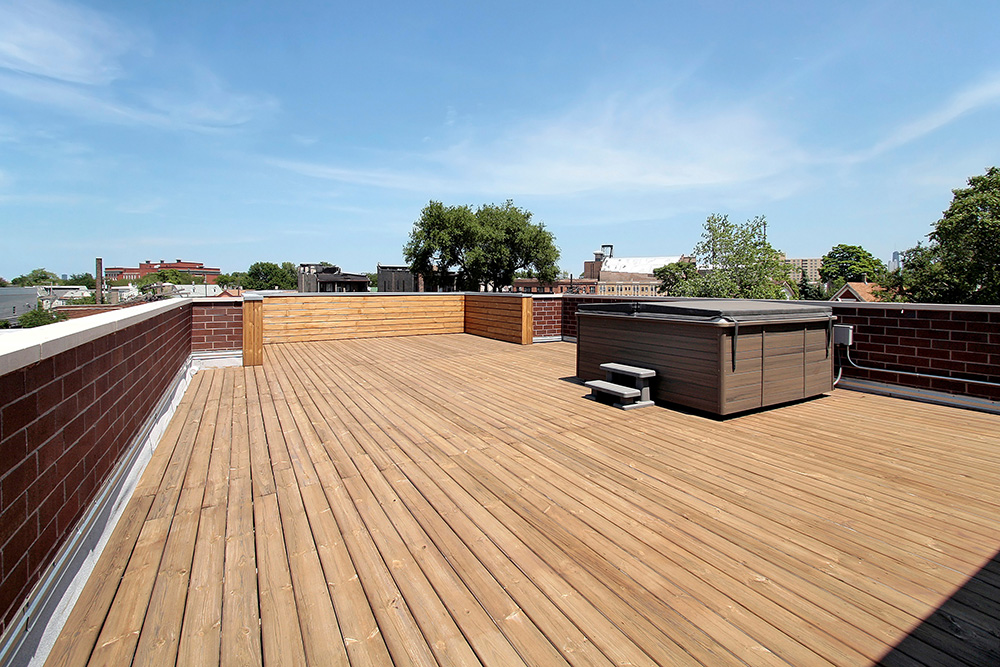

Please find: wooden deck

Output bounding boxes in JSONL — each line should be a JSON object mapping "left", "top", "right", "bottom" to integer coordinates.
{"left": 46, "top": 335, "right": 1000, "bottom": 666}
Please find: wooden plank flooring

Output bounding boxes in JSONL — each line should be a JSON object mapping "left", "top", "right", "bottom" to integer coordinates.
{"left": 46, "top": 334, "right": 1000, "bottom": 666}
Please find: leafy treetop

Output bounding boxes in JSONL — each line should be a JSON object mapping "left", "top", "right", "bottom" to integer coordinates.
{"left": 215, "top": 272, "right": 245, "bottom": 289}
{"left": 404, "top": 200, "right": 560, "bottom": 291}
{"left": 243, "top": 262, "right": 297, "bottom": 290}
{"left": 18, "top": 306, "right": 66, "bottom": 328}
{"left": 929, "top": 166, "right": 1000, "bottom": 304}
{"left": 136, "top": 269, "right": 205, "bottom": 290}
{"left": 819, "top": 244, "right": 886, "bottom": 285}
{"left": 11, "top": 268, "right": 60, "bottom": 286}
{"left": 797, "top": 272, "right": 827, "bottom": 300}
{"left": 68, "top": 272, "right": 97, "bottom": 289}
{"left": 655, "top": 214, "right": 790, "bottom": 299}
{"left": 877, "top": 166, "right": 1000, "bottom": 304}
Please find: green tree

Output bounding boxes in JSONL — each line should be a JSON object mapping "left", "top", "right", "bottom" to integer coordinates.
{"left": 404, "top": 201, "right": 479, "bottom": 290}
{"left": 655, "top": 214, "right": 790, "bottom": 299}
{"left": 0, "top": 277, "right": 8, "bottom": 287}
{"left": 12, "top": 268, "right": 60, "bottom": 286}
{"left": 243, "top": 262, "right": 296, "bottom": 290}
{"left": 280, "top": 262, "right": 298, "bottom": 289}
{"left": 877, "top": 243, "right": 951, "bottom": 303}
{"left": 404, "top": 200, "right": 560, "bottom": 291}
{"left": 136, "top": 269, "right": 201, "bottom": 290}
{"left": 216, "top": 272, "right": 245, "bottom": 289}
{"left": 473, "top": 201, "right": 560, "bottom": 290}
{"left": 819, "top": 244, "right": 886, "bottom": 285}
{"left": 68, "top": 272, "right": 97, "bottom": 289}
{"left": 928, "top": 166, "right": 1000, "bottom": 303}
{"left": 653, "top": 260, "right": 700, "bottom": 296}
{"left": 18, "top": 306, "right": 66, "bottom": 328}
{"left": 796, "top": 273, "right": 827, "bottom": 300}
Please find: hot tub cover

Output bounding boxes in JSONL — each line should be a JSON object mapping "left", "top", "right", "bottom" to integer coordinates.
{"left": 576, "top": 299, "right": 833, "bottom": 324}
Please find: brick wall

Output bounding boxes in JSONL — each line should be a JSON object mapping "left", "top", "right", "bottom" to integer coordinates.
{"left": 52, "top": 303, "right": 135, "bottom": 320}
{"left": 532, "top": 296, "right": 563, "bottom": 338}
{"left": 558, "top": 294, "right": 656, "bottom": 339}
{"left": 833, "top": 304, "right": 1000, "bottom": 401}
{"left": 0, "top": 302, "right": 192, "bottom": 635}
{"left": 191, "top": 300, "right": 243, "bottom": 351}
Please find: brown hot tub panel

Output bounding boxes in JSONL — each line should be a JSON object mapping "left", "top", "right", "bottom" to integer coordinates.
{"left": 576, "top": 300, "right": 835, "bottom": 415}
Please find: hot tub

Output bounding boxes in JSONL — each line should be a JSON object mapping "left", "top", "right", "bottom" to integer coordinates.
{"left": 576, "top": 300, "right": 835, "bottom": 415}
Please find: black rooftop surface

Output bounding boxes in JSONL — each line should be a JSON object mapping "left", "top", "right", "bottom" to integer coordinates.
{"left": 576, "top": 299, "right": 834, "bottom": 323}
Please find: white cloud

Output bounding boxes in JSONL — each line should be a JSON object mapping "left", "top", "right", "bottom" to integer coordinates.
{"left": 0, "top": 0, "right": 276, "bottom": 132}
{"left": 0, "top": 0, "right": 133, "bottom": 85}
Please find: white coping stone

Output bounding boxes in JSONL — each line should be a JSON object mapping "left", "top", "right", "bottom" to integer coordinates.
{"left": 0, "top": 299, "right": 192, "bottom": 377}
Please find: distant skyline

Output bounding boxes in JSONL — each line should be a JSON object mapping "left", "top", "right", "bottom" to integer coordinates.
{"left": 2, "top": 0, "right": 1000, "bottom": 279}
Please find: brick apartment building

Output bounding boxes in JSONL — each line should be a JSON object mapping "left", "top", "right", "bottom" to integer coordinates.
{"left": 104, "top": 259, "right": 222, "bottom": 285}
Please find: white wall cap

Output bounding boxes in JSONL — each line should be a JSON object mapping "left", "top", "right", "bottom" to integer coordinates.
{"left": 0, "top": 299, "right": 192, "bottom": 376}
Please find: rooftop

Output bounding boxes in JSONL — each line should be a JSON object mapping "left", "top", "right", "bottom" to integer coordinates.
{"left": 600, "top": 256, "right": 684, "bottom": 274}
{"left": 43, "top": 334, "right": 1000, "bottom": 666}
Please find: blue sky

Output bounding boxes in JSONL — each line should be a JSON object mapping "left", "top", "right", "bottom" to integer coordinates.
{"left": 2, "top": 0, "right": 1000, "bottom": 279}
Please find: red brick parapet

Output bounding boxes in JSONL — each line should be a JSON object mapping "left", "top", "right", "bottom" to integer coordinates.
{"left": 0, "top": 300, "right": 192, "bottom": 635}
{"left": 832, "top": 302, "right": 1000, "bottom": 401}
{"left": 191, "top": 299, "right": 243, "bottom": 352}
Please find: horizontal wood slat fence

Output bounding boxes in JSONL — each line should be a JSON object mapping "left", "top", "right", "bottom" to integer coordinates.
{"left": 243, "top": 293, "right": 532, "bottom": 365}
{"left": 464, "top": 294, "right": 532, "bottom": 345}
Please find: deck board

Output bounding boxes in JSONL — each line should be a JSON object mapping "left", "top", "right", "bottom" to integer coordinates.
{"left": 47, "top": 334, "right": 1000, "bottom": 666}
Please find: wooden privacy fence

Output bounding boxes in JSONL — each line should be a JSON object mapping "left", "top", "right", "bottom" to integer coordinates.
{"left": 465, "top": 294, "right": 532, "bottom": 345}
{"left": 242, "top": 293, "right": 532, "bottom": 365}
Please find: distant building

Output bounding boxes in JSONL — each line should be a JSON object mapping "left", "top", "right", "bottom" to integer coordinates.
{"left": 0, "top": 287, "right": 38, "bottom": 324}
{"left": 511, "top": 277, "right": 599, "bottom": 294}
{"left": 172, "top": 284, "right": 225, "bottom": 298}
{"left": 513, "top": 244, "right": 689, "bottom": 296}
{"left": 377, "top": 265, "right": 419, "bottom": 292}
{"left": 377, "top": 264, "right": 462, "bottom": 292}
{"left": 104, "top": 259, "right": 221, "bottom": 284}
{"left": 888, "top": 251, "right": 901, "bottom": 273}
{"left": 783, "top": 256, "right": 823, "bottom": 283}
{"left": 36, "top": 285, "right": 92, "bottom": 310}
{"left": 298, "top": 264, "right": 370, "bottom": 293}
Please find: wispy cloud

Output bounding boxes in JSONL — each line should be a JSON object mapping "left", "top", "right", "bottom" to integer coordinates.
{"left": 0, "top": 0, "right": 133, "bottom": 85}
{"left": 849, "top": 73, "right": 1000, "bottom": 162}
{"left": 0, "top": 0, "right": 275, "bottom": 132}
{"left": 266, "top": 157, "right": 454, "bottom": 192}
{"left": 268, "top": 90, "right": 809, "bottom": 199}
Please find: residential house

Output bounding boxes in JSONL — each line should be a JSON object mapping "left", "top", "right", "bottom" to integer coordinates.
{"left": 0, "top": 287, "right": 38, "bottom": 324}
{"left": 830, "top": 281, "right": 882, "bottom": 302}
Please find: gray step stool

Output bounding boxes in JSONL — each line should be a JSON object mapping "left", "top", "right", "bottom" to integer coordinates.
{"left": 585, "top": 362, "right": 656, "bottom": 410}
